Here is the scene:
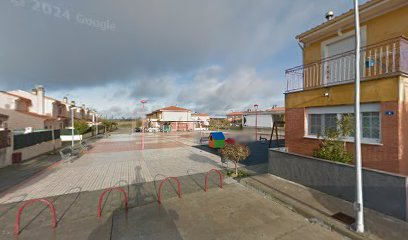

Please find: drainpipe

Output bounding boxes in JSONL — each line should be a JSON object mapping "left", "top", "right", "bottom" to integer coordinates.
{"left": 297, "top": 39, "right": 305, "bottom": 63}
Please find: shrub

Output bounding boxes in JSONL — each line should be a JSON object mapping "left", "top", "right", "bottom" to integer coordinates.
{"left": 74, "top": 120, "right": 90, "bottom": 135}
{"left": 313, "top": 114, "right": 353, "bottom": 164}
{"left": 219, "top": 143, "right": 250, "bottom": 176}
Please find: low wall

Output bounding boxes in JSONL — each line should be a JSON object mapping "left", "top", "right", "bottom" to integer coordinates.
{"left": 14, "top": 139, "right": 62, "bottom": 161}
{"left": 0, "top": 146, "right": 13, "bottom": 168}
{"left": 268, "top": 149, "right": 408, "bottom": 221}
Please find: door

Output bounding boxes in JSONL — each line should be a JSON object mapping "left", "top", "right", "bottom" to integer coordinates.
{"left": 324, "top": 35, "right": 356, "bottom": 85}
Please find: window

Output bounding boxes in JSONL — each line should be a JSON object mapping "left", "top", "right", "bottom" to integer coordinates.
{"left": 362, "top": 112, "right": 380, "bottom": 139}
{"left": 309, "top": 114, "right": 321, "bottom": 135}
{"left": 306, "top": 104, "right": 381, "bottom": 144}
{"left": 308, "top": 114, "right": 337, "bottom": 136}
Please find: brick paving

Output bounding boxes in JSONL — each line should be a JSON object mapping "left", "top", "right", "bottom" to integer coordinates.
{"left": 0, "top": 133, "right": 221, "bottom": 204}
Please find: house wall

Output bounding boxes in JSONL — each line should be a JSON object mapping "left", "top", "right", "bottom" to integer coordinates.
{"left": 14, "top": 139, "right": 62, "bottom": 161}
{"left": 0, "top": 92, "right": 18, "bottom": 110}
{"left": 285, "top": 77, "right": 399, "bottom": 109}
{"left": 0, "top": 108, "right": 46, "bottom": 130}
{"left": 162, "top": 111, "right": 191, "bottom": 121}
{"left": 243, "top": 114, "right": 273, "bottom": 128}
{"left": 285, "top": 101, "right": 401, "bottom": 168}
{"left": 303, "top": 5, "right": 408, "bottom": 64}
{"left": 170, "top": 122, "right": 194, "bottom": 131}
{"left": 0, "top": 146, "right": 13, "bottom": 168}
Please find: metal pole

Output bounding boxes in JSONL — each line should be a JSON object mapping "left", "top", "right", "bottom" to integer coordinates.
{"left": 254, "top": 104, "right": 258, "bottom": 141}
{"left": 141, "top": 100, "right": 146, "bottom": 150}
{"left": 131, "top": 112, "right": 134, "bottom": 135}
{"left": 353, "top": 0, "right": 364, "bottom": 233}
{"left": 71, "top": 108, "right": 75, "bottom": 147}
{"left": 92, "top": 111, "right": 95, "bottom": 136}
{"left": 96, "top": 114, "right": 98, "bottom": 136}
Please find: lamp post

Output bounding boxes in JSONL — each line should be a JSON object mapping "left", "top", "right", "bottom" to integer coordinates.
{"left": 353, "top": 0, "right": 364, "bottom": 233}
{"left": 140, "top": 100, "right": 147, "bottom": 150}
{"left": 254, "top": 104, "right": 258, "bottom": 141}
{"left": 70, "top": 106, "right": 77, "bottom": 147}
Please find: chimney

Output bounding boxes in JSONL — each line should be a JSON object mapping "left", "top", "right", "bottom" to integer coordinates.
{"left": 71, "top": 101, "right": 76, "bottom": 106}
{"left": 31, "top": 88, "right": 37, "bottom": 95}
{"left": 36, "top": 85, "right": 45, "bottom": 115}
{"left": 63, "top": 96, "right": 68, "bottom": 104}
{"left": 325, "top": 11, "right": 334, "bottom": 21}
{"left": 82, "top": 104, "right": 86, "bottom": 109}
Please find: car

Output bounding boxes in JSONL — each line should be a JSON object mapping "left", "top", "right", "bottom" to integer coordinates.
{"left": 134, "top": 127, "right": 142, "bottom": 132}
{"left": 147, "top": 127, "right": 159, "bottom": 133}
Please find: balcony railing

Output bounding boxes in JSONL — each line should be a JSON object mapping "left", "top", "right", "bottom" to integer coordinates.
{"left": 286, "top": 36, "right": 408, "bottom": 92}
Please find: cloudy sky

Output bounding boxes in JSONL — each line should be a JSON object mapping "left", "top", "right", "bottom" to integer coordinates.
{"left": 0, "top": 0, "right": 363, "bottom": 117}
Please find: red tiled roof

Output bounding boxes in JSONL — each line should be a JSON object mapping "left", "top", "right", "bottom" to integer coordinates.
{"left": 192, "top": 113, "right": 209, "bottom": 116}
{"left": 159, "top": 106, "right": 191, "bottom": 112}
{"left": 227, "top": 112, "right": 243, "bottom": 117}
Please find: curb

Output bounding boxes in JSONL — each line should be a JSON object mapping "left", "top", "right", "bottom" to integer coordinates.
{"left": 239, "top": 177, "right": 371, "bottom": 240}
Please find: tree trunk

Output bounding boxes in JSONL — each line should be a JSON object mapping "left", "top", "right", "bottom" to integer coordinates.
{"left": 234, "top": 162, "right": 238, "bottom": 175}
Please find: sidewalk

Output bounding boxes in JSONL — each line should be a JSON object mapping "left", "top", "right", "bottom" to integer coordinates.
{"left": 0, "top": 152, "right": 61, "bottom": 195}
{"left": 240, "top": 173, "right": 408, "bottom": 240}
{"left": 0, "top": 176, "right": 345, "bottom": 239}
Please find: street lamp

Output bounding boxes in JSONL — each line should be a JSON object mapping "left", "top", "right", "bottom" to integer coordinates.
{"left": 353, "top": 0, "right": 364, "bottom": 233}
{"left": 70, "top": 105, "right": 78, "bottom": 147}
{"left": 254, "top": 104, "right": 258, "bottom": 141}
{"left": 140, "top": 100, "right": 147, "bottom": 150}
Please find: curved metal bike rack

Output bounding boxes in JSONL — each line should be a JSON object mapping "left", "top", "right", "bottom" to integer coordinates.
{"left": 14, "top": 198, "right": 57, "bottom": 235}
{"left": 158, "top": 177, "right": 182, "bottom": 205}
{"left": 97, "top": 187, "right": 128, "bottom": 218}
{"left": 205, "top": 169, "right": 223, "bottom": 192}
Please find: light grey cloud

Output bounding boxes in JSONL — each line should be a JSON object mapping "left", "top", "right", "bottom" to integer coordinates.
{"left": 1, "top": 0, "right": 357, "bottom": 115}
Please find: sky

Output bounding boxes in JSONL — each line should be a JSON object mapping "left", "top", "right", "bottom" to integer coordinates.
{"left": 0, "top": 0, "right": 363, "bottom": 117}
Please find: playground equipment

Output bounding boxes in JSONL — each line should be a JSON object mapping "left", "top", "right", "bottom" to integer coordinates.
{"left": 208, "top": 132, "right": 225, "bottom": 148}
{"left": 14, "top": 198, "right": 57, "bottom": 235}
{"left": 158, "top": 177, "right": 182, "bottom": 205}
{"left": 269, "top": 121, "right": 285, "bottom": 148}
{"left": 204, "top": 169, "right": 223, "bottom": 192}
{"left": 97, "top": 187, "right": 128, "bottom": 218}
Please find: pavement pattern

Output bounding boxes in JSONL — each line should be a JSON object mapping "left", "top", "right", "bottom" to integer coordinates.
{"left": 0, "top": 181, "right": 345, "bottom": 240}
{"left": 0, "top": 132, "right": 347, "bottom": 239}
{"left": 0, "top": 133, "right": 220, "bottom": 204}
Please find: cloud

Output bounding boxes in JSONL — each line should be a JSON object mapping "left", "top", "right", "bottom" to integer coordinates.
{"left": 177, "top": 66, "right": 283, "bottom": 114}
{"left": 0, "top": 0, "right": 358, "bottom": 116}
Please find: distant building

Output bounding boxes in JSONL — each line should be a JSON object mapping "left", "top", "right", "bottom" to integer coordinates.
{"left": 243, "top": 107, "right": 284, "bottom": 129}
{"left": 0, "top": 86, "right": 96, "bottom": 130}
{"left": 146, "top": 106, "right": 194, "bottom": 132}
{"left": 191, "top": 113, "right": 210, "bottom": 130}
{"left": 226, "top": 112, "right": 243, "bottom": 126}
{"left": 0, "top": 91, "right": 58, "bottom": 130}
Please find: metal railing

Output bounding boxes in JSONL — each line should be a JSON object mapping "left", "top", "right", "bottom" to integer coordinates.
{"left": 286, "top": 36, "right": 408, "bottom": 92}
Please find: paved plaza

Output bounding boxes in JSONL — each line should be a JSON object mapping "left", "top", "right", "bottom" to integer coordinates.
{"left": 0, "top": 132, "right": 347, "bottom": 239}
{"left": 0, "top": 133, "right": 220, "bottom": 204}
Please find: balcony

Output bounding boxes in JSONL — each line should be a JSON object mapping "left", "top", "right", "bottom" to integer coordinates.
{"left": 285, "top": 36, "right": 408, "bottom": 92}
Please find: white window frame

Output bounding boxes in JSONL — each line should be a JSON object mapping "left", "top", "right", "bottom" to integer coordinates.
{"left": 321, "top": 26, "right": 367, "bottom": 60}
{"left": 305, "top": 104, "right": 381, "bottom": 144}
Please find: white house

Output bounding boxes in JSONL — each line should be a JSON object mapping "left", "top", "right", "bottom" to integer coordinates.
{"left": 146, "top": 106, "right": 195, "bottom": 132}
{"left": 243, "top": 107, "right": 285, "bottom": 129}
{"left": 191, "top": 113, "right": 210, "bottom": 130}
{"left": 0, "top": 91, "right": 58, "bottom": 130}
